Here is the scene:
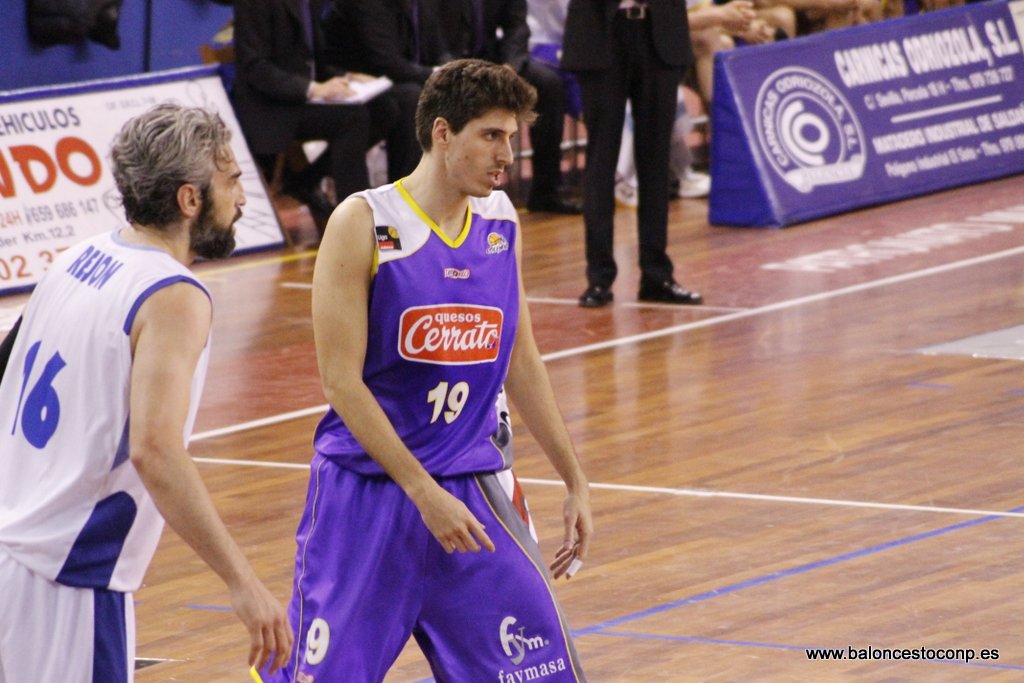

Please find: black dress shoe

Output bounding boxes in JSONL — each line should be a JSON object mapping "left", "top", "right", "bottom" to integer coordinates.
{"left": 527, "top": 194, "right": 583, "bottom": 215}
{"left": 638, "top": 279, "right": 703, "bottom": 305}
{"left": 578, "top": 285, "right": 613, "bottom": 308}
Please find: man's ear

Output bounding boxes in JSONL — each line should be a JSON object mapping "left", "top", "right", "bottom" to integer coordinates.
{"left": 177, "top": 183, "right": 202, "bottom": 220}
{"left": 432, "top": 117, "right": 451, "bottom": 147}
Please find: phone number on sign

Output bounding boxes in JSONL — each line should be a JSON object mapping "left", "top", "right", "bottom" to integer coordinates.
{"left": 0, "top": 246, "right": 71, "bottom": 282}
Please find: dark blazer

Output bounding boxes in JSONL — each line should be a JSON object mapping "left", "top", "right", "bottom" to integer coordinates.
{"left": 322, "top": 0, "right": 449, "bottom": 85}
{"left": 233, "top": 0, "right": 344, "bottom": 154}
{"left": 561, "top": 0, "right": 693, "bottom": 72}
{"left": 440, "top": 0, "right": 530, "bottom": 73}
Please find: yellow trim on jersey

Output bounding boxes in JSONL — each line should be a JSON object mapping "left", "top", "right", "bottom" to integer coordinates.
{"left": 394, "top": 178, "right": 472, "bottom": 249}
{"left": 371, "top": 233, "right": 380, "bottom": 280}
{"left": 249, "top": 666, "right": 264, "bottom": 682}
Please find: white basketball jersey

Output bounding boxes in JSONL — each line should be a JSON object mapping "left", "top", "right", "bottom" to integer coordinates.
{"left": 0, "top": 230, "right": 210, "bottom": 592}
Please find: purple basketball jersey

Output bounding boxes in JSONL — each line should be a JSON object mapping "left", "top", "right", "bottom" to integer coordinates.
{"left": 313, "top": 180, "right": 520, "bottom": 476}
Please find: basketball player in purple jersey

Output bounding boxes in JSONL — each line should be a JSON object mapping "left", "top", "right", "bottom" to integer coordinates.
{"left": 255, "top": 60, "right": 593, "bottom": 682}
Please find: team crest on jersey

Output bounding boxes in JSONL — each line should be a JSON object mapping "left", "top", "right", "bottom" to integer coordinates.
{"left": 375, "top": 225, "right": 402, "bottom": 251}
{"left": 486, "top": 232, "right": 509, "bottom": 255}
{"left": 399, "top": 304, "right": 503, "bottom": 365}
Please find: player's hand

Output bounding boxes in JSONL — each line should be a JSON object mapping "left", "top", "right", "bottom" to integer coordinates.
{"left": 230, "top": 578, "right": 294, "bottom": 674}
{"left": 550, "top": 487, "right": 592, "bottom": 580}
{"left": 416, "top": 483, "right": 496, "bottom": 553}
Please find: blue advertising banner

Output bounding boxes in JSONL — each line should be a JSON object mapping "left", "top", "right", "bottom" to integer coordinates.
{"left": 709, "top": 0, "right": 1024, "bottom": 227}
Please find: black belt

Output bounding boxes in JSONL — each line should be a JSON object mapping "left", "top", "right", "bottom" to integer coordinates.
{"left": 618, "top": 4, "right": 648, "bottom": 19}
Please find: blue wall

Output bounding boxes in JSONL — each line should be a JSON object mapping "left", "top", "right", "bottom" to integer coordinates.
{"left": 1, "top": 0, "right": 233, "bottom": 92}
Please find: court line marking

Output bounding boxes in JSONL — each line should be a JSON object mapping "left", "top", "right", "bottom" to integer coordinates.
{"left": 190, "top": 457, "right": 1024, "bottom": 519}
{"left": 191, "top": 406, "right": 327, "bottom": 441}
{"left": 197, "top": 249, "right": 317, "bottom": 278}
{"left": 278, "top": 284, "right": 746, "bottom": 312}
{"left": 541, "top": 243, "right": 1024, "bottom": 361}
{"left": 575, "top": 507, "right": 1022, "bottom": 635}
{"left": 525, "top": 295, "right": 746, "bottom": 312}
{"left": 400, "top": 512, "right": 1024, "bottom": 683}
{"left": 191, "top": 243, "right": 1024, "bottom": 443}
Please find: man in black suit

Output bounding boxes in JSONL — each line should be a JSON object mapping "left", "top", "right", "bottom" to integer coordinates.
{"left": 323, "top": 0, "right": 449, "bottom": 86}
{"left": 562, "top": 0, "right": 703, "bottom": 307}
{"left": 444, "top": 0, "right": 581, "bottom": 214}
{"left": 233, "top": 0, "right": 417, "bottom": 229}
{"left": 320, "top": 0, "right": 449, "bottom": 183}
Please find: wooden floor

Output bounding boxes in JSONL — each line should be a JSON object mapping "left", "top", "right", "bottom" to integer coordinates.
{"left": 6, "top": 173, "right": 1024, "bottom": 681}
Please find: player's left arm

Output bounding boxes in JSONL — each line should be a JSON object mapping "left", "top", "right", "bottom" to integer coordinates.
{"left": 503, "top": 219, "right": 593, "bottom": 578}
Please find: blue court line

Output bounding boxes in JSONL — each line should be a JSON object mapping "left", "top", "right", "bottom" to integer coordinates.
{"left": 189, "top": 505, "right": 1024, "bottom": 681}
{"left": 575, "top": 505, "right": 1024, "bottom": 635}
{"left": 593, "top": 630, "right": 807, "bottom": 650}
{"left": 907, "top": 382, "right": 955, "bottom": 390}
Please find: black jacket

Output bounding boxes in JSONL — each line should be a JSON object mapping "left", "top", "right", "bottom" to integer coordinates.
{"left": 232, "top": 0, "right": 343, "bottom": 154}
{"left": 322, "top": 0, "right": 449, "bottom": 84}
{"left": 440, "top": 0, "right": 531, "bottom": 73}
{"left": 561, "top": 0, "right": 693, "bottom": 72}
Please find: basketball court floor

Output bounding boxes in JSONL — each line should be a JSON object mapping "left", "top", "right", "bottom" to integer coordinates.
{"left": 2, "top": 171, "right": 1024, "bottom": 681}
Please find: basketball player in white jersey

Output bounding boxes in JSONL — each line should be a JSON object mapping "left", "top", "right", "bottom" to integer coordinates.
{"left": 0, "top": 104, "right": 292, "bottom": 682}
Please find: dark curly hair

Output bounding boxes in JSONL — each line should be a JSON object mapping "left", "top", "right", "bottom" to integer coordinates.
{"left": 415, "top": 59, "right": 538, "bottom": 152}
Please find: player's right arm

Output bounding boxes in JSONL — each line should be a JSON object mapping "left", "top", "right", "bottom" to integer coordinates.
{"left": 313, "top": 200, "right": 494, "bottom": 554}
{"left": 127, "top": 282, "right": 292, "bottom": 673}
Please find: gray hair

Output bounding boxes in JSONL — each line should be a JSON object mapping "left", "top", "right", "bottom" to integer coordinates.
{"left": 110, "top": 103, "right": 232, "bottom": 229}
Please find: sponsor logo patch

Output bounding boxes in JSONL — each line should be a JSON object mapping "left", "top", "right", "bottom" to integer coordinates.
{"left": 486, "top": 232, "right": 510, "bottom": 254}
{"left": 444, "top": 267, "right": 471, "bottom": 279}
{"left": 375, "top": 225, "right": 402, "bottom": 251}
{"left": 495, "top": 615, "right": 567, "bottom": 682}
{"left": 398, "top": 304, "right": 502, "bottom": 365}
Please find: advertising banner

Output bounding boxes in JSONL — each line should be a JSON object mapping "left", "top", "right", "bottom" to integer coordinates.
{"left": 0, "top": 66, "right": 284, "bottom": 295}
{"left": 710, "top": 0, "right": 1024, "bottom": 227}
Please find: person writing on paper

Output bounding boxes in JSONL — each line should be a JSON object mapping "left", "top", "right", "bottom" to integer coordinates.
{"left": 233, "top": 0, "right": 419, "bottom": 232}
{"left": 320, "top": 0, "right": 452, "bottom": 185}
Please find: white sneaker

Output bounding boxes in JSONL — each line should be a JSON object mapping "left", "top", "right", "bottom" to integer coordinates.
{"left": 615, "top": 179, "right": 638, "bottom": 208}
{"left": 677, "top": 170, "right": 711, "bottom": 198}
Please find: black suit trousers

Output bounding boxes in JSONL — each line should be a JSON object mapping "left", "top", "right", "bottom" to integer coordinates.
{"left": 519, "top": 59, "right": 566, "bottom": 199}
{"left": 576, "top": 13, "right": 680, "bottom": 287}
{"left": 289, "top": 101, "right": 373, "bottom": 201}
